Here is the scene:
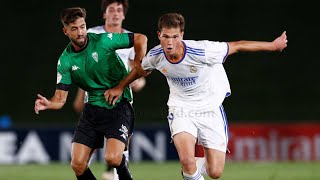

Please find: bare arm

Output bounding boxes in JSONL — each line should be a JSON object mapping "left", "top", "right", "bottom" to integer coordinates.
{"left": 34, "top": 89, "right": 68, "bottom": 114}
{"left": 73, "top": 88, "right": 85, "bottom": 113}
{"left": 104, "top": 67, "right": 147, "bottom": 105}
{"left": 133, "top": 33, "right": 148, "bottom": 76}
{"left": 128, "top": 54, "right": 146, "bottom": 93}
{"left": 228, "top": 31, "right": 288, "bottom": 55}
{"left": 104, "top": 33, "right": 149, "bottom": 105}
{"left": 114, "top": 33, "right": 148, "bottom": 92}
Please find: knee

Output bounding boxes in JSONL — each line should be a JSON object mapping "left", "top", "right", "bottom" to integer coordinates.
{"left": 207, "top": 167, "right": 224, "bottom": 179}
{"left": 105, "top": 152, "right": 123, "bottom": 167}
{"left": 180, "top": 156, "right": 196, "bottom": 169}
{"left": 71, "top": 158, "right": 87, "bottom": 175}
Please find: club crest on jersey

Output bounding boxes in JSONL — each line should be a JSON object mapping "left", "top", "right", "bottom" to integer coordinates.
{"left": 161, "top": 68, "right": 168, "bottom": 73}
{"left": 190, "top": 65, "right": 197, "bottom": 73}
{"left": 92, "top": 52, "right": 98, "bottom": 62}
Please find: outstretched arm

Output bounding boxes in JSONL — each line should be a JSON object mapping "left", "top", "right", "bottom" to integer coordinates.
{"left": 228, "top": 31, "right": 288, "bottom": 55}
{"left": 34, "top": 89, "right": 68, "bottom": 114}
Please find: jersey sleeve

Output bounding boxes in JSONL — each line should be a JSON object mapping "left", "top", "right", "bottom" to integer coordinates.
{"left": 141, "top": 52, "right": 157, "bottom": 71}
{"left": 56, "top": 54, "right": 72, "bottom": 86}
{"left": 204, "top": 41, "right": 229, "bottom": 64}
{"left": 100, "top": 33, "right": 133, "bottom": 51}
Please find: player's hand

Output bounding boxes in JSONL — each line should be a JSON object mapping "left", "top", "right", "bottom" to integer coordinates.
{"left": 273, "top": 31, "right": 288, "bottom": 51}
{"left": 104, "top": 86, "right": 123, "bottom": 105}
{"left": 34, "top": 94, "right": 50, "bottom": 114}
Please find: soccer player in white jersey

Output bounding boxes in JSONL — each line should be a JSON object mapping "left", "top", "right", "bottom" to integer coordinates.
{"left": 104, "top": 13, "right": 288, "bottom": 179}
{"left": 73, "top": 1, "right": 145, "bottom": 180}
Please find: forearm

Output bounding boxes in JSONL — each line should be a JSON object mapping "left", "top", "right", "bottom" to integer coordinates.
{"left": 118, "top": 67, "right": 142, "bottom": 90}
{"left": 48, "top": 96, "right": 66, "bottom": 110}
{"left": 133, "top": 33, "right": 148, "bottom": 74}
{"left": 73, "top": 88, "right": 85, "bottom": 113}
{"left": 48, "top": 90, "right": 68, "bottom": 110}
{"left": 228, "top": 40, "right": 276, "bottom": 54}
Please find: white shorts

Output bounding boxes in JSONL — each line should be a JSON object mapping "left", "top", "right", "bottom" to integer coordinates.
{"left": 167, "top": 105, "right": 229, "bottom": 153}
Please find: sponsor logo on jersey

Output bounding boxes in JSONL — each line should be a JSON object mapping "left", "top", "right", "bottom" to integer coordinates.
{"left": 119, "top": 124, "right": 129, "bottom": 140}
{"left": 72, "top": 65, "right": 80, "bottom": 71}
{"left": 56, "top": 72, "right": 62, "bottom": 84}
{"left": 107, "top": 33, "right": 113, "bottom": 40}
{"left": 92, "top": 52, "right": 98, "bottom": 62}
{"left": 190, "top": 65, "right": 197, "bottom": 73}
{"left": 170, "top": 76, "right": 198, "bottom": 87}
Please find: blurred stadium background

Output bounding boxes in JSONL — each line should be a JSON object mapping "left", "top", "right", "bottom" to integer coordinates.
{"left": 1, "top": 0, "right": 320, "bottom": 179}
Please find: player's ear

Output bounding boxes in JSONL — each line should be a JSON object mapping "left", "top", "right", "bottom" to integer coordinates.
{"left": 157, "top": 31, "right": 161, "bottom": 40}
{"left": 62, "top": 27, "right": 68, "bottom": 36}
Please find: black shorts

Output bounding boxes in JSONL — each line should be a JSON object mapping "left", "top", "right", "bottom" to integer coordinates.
{"left": 72, "top": 99, "right": 135, "bottom": 149}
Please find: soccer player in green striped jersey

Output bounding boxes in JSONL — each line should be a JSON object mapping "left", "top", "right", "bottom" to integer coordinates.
{"left": 34, "top": 7, "right": 147, "bottom": 180}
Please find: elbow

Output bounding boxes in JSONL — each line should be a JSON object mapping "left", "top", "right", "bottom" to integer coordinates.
{"left": 138, "top": 33, "right": 148, "bottom": 44}
{"left": 228, "top": 41, "right": 243, "bottom": 55}
{"left": 134, "top": 33, "right": 148, "bottom": 49}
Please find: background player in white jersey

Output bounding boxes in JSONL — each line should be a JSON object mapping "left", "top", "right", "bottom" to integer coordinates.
{"left": 73, "top": 1, "right": 145, "bottom": 180}
{"left": 105, "top": 12, "right": 288, "bottom": 179}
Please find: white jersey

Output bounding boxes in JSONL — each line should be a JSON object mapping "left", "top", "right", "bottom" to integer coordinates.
{"left": 142, "top": 40, "right": 231, "bottom": 109}
{"left": 84, "top": 25, "right": 135, "bottom": 104}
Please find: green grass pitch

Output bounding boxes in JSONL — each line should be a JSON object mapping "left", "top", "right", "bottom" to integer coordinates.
{"left": 1, "top": 161, "right": 319, "bottom": 180}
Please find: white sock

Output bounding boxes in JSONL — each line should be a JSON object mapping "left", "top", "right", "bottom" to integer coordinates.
{"left": 113, "top": 168, "right": 118, "bottom": 180}
{"left": 183, "top": 168, "right": 205, "bottom": 180}
{"left": 196, "top": 157, "right": 207, "bottom": 175}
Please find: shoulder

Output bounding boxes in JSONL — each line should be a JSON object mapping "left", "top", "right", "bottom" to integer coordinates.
{"left": 122, "top": 28, "right": 133, "bottom": 33}
{"left": 58, "top": 50, "right": 71, "bottom": 69}
{"left": 143, "top": 44, "right": 164, "bottom": 67}
{"left": 147, "top": 44, "right": 163, "bottom": 57}
{"left": 185, "top": 40, "right": 227, "bottom": 51}
{"left": 87, "top": 25, "right": 105, "bottom": 34}
{"left": 60, "top": 45, "right": 71, "bottom": 60}
{"left": 184, "top": 40, "right": 208, "bottom": 49}
{"left": 88, "top": 32, "right": 110, "bottom": 43}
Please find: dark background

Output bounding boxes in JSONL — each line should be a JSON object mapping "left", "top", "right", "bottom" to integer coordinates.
{"left": 1, "top": 0, "right": 319, "bottom": 128}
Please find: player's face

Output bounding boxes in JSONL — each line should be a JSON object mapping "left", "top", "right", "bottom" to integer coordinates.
{"left": 158, "top": 27, "right": 184, "bottom": 56}
{"left": 104, "top": 2, "right": 125, "bottom": 27}
{"left": 63, "top": 17, "right": 87, "bottom": 50}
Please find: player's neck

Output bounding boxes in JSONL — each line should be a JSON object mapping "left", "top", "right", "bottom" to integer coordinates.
{"left": 167, "top": 44, "right": 185, "bottom": 63}
{"left": 104, "top": 24, "right": 123, "bottom": 33}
